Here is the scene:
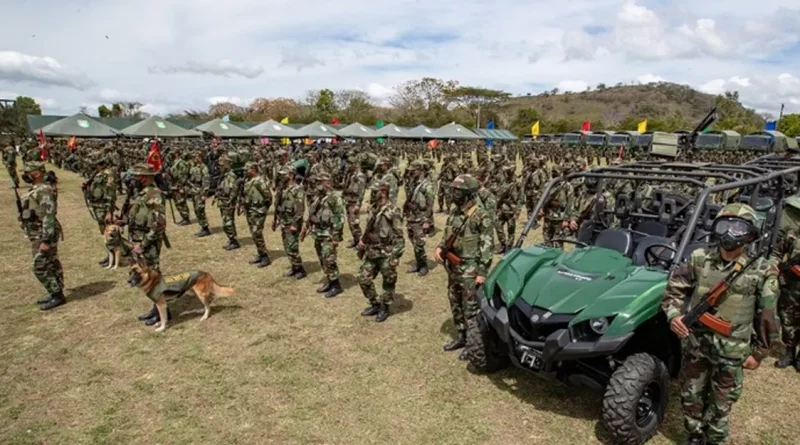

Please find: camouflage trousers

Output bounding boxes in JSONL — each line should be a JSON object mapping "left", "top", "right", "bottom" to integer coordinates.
{"left": 438, "top": 185, "right": 451, "bottom": 211}
{"left": 31, "top": 239, "right": 63, "bottom": 295}
{"left": 496, "top": 212, "right": 517, "bottom": 248}
{"left": 173, "top": 189, "right": 190, "bottom": 221}
{"left": 447, "top": 270, "right": 480, "bottom": 333}
{"left": 346, "top": 203, "right": 362, "bottom": 242}
{"left": 90, "top": 204, "right": 111, "bottom": 234}
{"left": 130, "top": 231, "right": 163, "bottom": 271}
{"left": 542, "top": 219, "right": 572, "bottom": 243}
{"left": 281, "top": 226, "right": 303, "bottom": 268}
{"left": 314, "top": 238, "right": 339, "bottom": 281}
{"left": 6, "top": 164, "right": 19, "bottom": 187}
{"left": 358, "top": 256, "right": 398, "bottom": 305}
{"left": 525, "top": 195, "right": 538, "bottom": 218}
{"left": 245, "top": 209, "right": 267, "bottom": 256}
{"left": 778, "top": 288, "right": 800, "bottom": 348}
{"left": 191, "top": 193, "right": 208, "bottom": 229}
{"left": 219, "top": 205, "right": 237, "bottom": 241}
{"left": 406, "top": 221, "right": 427, "bottom": 264}
{"left": 680, "top": 332, "right": 746, "bottom": 444}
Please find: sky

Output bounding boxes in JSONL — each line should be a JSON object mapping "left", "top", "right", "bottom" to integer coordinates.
{"left": 0, "top": 0, "right": 799, "bottom": 118}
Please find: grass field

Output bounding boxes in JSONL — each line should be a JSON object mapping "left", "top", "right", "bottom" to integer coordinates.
{"left": 0, "top": 165, "right": 798, "bottom": 445}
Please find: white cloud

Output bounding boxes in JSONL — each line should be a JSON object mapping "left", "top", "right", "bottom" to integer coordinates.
{"left": 698, "top": 73, "right": 800, "bottom": 111}
{"left": 679, "top": 19, "right": 728, "bottom": 56}
{"left": 140, "top": 103, "right": 168, "bottom": 116}
{"left": 206, "top": 96, "right": 245, "bottom": 106}
{"left": 562, "top": 31, "right": 596, "bottom": 61}
{"left": 637, "top": 74, "right": 666, "bottom": 84}
{"left": 0, "top": 51, "right": 93, "bottom": 90}
{"left": 557, "top": 80, "right": 589, "bottom": 92}
{"left": 148, "top": 60, "right": 264, "bottom": 79}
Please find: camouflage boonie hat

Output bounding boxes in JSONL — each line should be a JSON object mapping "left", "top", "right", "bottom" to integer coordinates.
{"left": 128, "top": 163, "right": 156, "bottom": 176}
{"left": 452, "top": 174, "right": 479, "bottom": 192}
{"left": 407, "top": 160, "right": 425, "bottom": 170}
{"left": 278, "top": 166, "right": 293, "bottom": 176}
{"left": 371, "top": 179, "right": 390, "bottom": 193}
{"left": 717, "top": 203, "right": 758, "bottom": 225}
{"left": 23, "top": 162, "right": 45, "bottom": 173}
{"left": 314, "top": 172, "right": 332, "bottom": 182}
{"left": 244, "top": 161, "right": 259, "bottom": 171}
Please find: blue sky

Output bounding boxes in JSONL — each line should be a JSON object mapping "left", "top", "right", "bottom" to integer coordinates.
{"left": 0, "top": 0, "right": 798, "bottom": 117}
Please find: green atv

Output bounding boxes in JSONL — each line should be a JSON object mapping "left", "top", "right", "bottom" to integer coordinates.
{"left": 467, "top": 157, "right": 800, "bottom": 444}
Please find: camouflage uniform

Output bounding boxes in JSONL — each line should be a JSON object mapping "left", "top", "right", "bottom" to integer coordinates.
{"left": 404, "top": 161, "right": 435, "bottom": 273}
{"left": 307, "top": 173, "right": 345, "bottom": 297}
{"left": 275, "top": 170, "right": 306, "bottom": 278}
{"left": 662, "top": 204, "right": 779, "bottom": 445}
{"left": 495, "top": 166, "right": 522, "bottom": 253}
{"left": 215, "top": 158, "right": 240, "bottom": 248}
{"left": 84, "top": 156, "right": 117, "bottom": 234}
{"left": 771, "top": 196, "right": 800, "bottom": 370}
{"left": 3, "top": 143, "right": 18, "bottom": 187}
{"left": 523, "top": 159, "right": 548, "bottom": 217}
{"left": 127, "top": 165, "right": 167, "bottom": 271}
{"left": 374, "top": 159, "right": 399, "bottom": 205}
{"left": 541, "top": 168, "right": 575, "bottom": 243}
{"left": 343, "top": 162, "right": 367, "bottom": 247}
{"left": 242, "top": 162, "right": 273, "bottom": 266}
{"left": 188, "top": 156, "right": 210, "bottom": 234}
{"left": 20, "top": 162, "right": 64, "bottom": 309}
{"left": 438, "top": 156, "right": 459, "bottom": 212}
{"left": 358, "top": 180, "right": 405, "bottom": 321}
{"left": 169, "top": 154, "right": 191, "bottom": 224}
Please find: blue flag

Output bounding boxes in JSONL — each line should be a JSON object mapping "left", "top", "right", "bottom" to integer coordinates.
{"left": 485, "top": 120, "right": 495, "bottom": 147}
{"left": 765, "top": 120, "right": 777, "bottom": 131}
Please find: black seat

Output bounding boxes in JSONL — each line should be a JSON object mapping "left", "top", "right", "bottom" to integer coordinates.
{"left": 634, "top": 221, "right": 668, "bottom": 238}
{"left": 594, "top": 229, "right": 634, "bottom": 257}
{"left": 577, "top": 221, "right": 596, "bottom": 245}
{"left": 632, "top": 236, "right": 674, "bottom": 266}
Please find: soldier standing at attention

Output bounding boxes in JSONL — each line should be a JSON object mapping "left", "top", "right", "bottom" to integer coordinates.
{"left": 357, "top": 180, "right": 405, "bottom": 322}
{"left": 343, "top": 157, "right": 367, "bottom": 249}
{"left": 494, "top": 165, "right": 522, "bottom": 255}
{"left": 304, "top": 173, "right": 345, "bottom": 298}
{"left": 540, "top": 165, "right": 575, "bottom": 243}
{"left": 770, "top": 196, "right": 800, "bottom": 371}
{"left": 84, "top": 154, "right": 117, "bottom": 266}
{"left": 169, "top": 150, "right": 192, "bottom": 226}
{"left": 404, "top": 160, "right": 434, "bottom": 276}
{"left": 242, "top": 162, "right": 273, "bottom": 268}
{"left": 438, "top": 154, "right": 458, "bottom": 213}
{"left": 662, "top": 204, "right": 779, "bottom": 445}
{"left": 273, "top": 167, "right": 307, "bottom": 279}
{"left": 189, "top": 151, "right": 211, "bottom": 237}
{"left": 434, "top": 174, "right": 494, "bottom": 360}
{"left": 19, "top": 162, "right": 65, "bottom": 310}
{"left": 3, "top": 141, "right": 19, "bottom": 188}
{"left": 215, "top": 155, "right": 240, "bottom": 251}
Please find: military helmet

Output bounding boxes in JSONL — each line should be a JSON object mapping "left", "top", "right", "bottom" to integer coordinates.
{"left": 502, "top": 165, "right": 515, "bottom": 175}
{"left": 716, "top": 203, "right": 758, "bottom": 226}
{"left": 244, "top": 161, "right": 259, "bottom": 171}
{"left": 407, "top": 160, "right": 425, "bottom": 171}
{"left": 371, "top": 179, "right": 390, "bottom": 194}
{"left": 314, "top": 172, "right": 332, "bottom": 182}
{"left": 128, "top": 163, "right": 157, "bottom": 176}
{"left": 451, "top": 174, "right": 479, "bottom": 192}
{"left": 23, "top": 162, "right": 45, "bottom": 173}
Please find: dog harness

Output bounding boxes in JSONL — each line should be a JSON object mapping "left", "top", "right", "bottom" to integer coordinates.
{"left": 146, "top": 271, "right": 201, "bottom": 302}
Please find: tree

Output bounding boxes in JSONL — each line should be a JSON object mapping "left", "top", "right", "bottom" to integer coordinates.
{"left": 207, "top": 102, "right": 246, "bottom": 120}
{"left": 389, "top": 77, "right": 459, "bottom": 125}
{"left": 98, "top": 105, "right": 112, "bottom": 118}
{"left": 248, "top": 97, "right": 302, "bottom": 121}
{"left": 596, "top": 83, "right": 607, "bottom": 91}
{"left": 445, "top": 86, "right": 511, "bottom": 127}
{"left": 714, "top": 91, "right": 764, "bottom": 134}
{"left": 14, "top": 96, "right": 41, "bottom": 116}
{"left": 509, "top": 107, "right": 541, "bottom": 136}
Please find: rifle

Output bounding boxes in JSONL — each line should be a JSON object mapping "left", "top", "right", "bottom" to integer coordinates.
{"left": 12, "top": 186, "right": 23, "bottom": 227}
{"left": 272, "top": 188, "right": 284, "bottom": 232}
{"left": 682, "top": 250, "right": 765, "bottom": 337}
{"left": 441, "top": 205, "right": 479, "bottom": 267}
{"left": 357, "top": 207, "right": 380, "bottom": 260}
{"left": 779, "top": 251, "right": 800, "bottom": 286}
{"left": 235, "top": 177, "right": 246, "bottom": 216}
{"left": 81, "top": 172, "right": 100, "bottom": 223}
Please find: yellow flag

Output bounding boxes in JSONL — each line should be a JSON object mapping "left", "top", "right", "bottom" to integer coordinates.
{"left": 531, "top": 121, "right": 540, "bottom": 137}
{"left": 637, "top": 120, "right": 647, "bottom": 133}
{"left": 281, "top": 117, "right": 290, "bottom": 144}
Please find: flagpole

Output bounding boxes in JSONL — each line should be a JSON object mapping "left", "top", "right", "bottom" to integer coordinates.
{"left": 778, "top": 103, "right": 785, "bottom": 130}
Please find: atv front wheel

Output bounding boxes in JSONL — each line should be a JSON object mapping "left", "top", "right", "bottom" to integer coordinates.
{"left": 601, "top": 353, "right": 669, "bottom": 445}
{"left": 466, "top": 313, "right": 509, "bottom": 373}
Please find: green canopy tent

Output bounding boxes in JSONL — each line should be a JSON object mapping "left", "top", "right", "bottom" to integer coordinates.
{"left": 39, "top": 113, "right": 118, "bottom": 138}
{"left": 248, "top": 119, "right": 301, "bottom": 138}
{"left": 195, "top": 118, "right": 257, "bottom": 138}
{"left": 27, "top": 115, "right": 64, "bottom": 133}
{"left": 376, "top": 123, "right": 415, "bottom": 139}
{"left": 405, "top": 124, "right": 438, "bottom": 139}
{"left": 120, "top": 116, "right": 201, "bottom": 138}
{"left": 433, "top": 123, "right": 481, "bottom": 140}
{"left": 336, "top": 122, "right": 382, "bottom": 138}
{"left": 295, "top": 121, "right": 340, "bottom": 138}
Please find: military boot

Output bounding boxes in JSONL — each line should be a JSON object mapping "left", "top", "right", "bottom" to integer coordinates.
{"left": 223, "top": 239, "right": 240, "bottom": 250}
{"left": 284, "top": 266, "right": 299, "bottom": 278}
{"left": 324, "top": 279, "right": 343, "bottom": 298}
{"left": 256, "top": 255, "right": 272, "bottom": 268}
{"left": 443, "top": 331, "right": 466, "bottom": 351}
{"left": 137, "top": 305, "right": 158, "bottom": 321}
{"left": 39, "top": 291, "right": 66, "bottom": 311}
{"left": 317, "top": 281, "right": 332, "bottom": 293}
{"left": 407, "top": 263, "right": 421, "bottom": 274}
{"left": 361, "top": 302, "right": 380, "bottom": 316}
{"left": 494, "top": 244, "right": 506, "bottom": 255}
{"left": 375, "top": 303, "right": 390, "bottom": 322}
{"left": 249, "top": 254, "right": 266, "bottom": 265}
{"left": 684, "top": 432, "right": 706, "bottom": 445}
{"left": 144, "top": 309, "right": 172, "bottom": 326}
{"left": 195, "top": 226, "right": 211, "bottom": 237}
{"left": 346, "top": 238, "right": 358, "bottom": 249}
{"left": 775, "top": 345, "right": 797, "bottom": 369}
{"left": 458, "top": 348, "right": 469, "bottom": 360}
{"left": 177, "top": 219, "right": 191, "bottom": 226}
{"left": 36, "top": 294, "right": 53, "bottom": 305}
{"left": 293, "top": 267, "right": 307, "bottom": 280}
{"left": 417, "top": 260, "right": 429, "bottom": 277}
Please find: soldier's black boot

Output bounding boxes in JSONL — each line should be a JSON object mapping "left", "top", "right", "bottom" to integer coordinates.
{"left": 293, "top": 267, "right": 307, "bottom": 280}
{"left": 195, "top": 226, "right": 211, "bottom": 237}
{"left": 494, "top": 245, "right": 506, "bottom": 255}
{"left": 137, "top": 305, "right": 158, "bottom": 321}
{"left": 375, "top": 303, "right": 390, "bottom": 322}
{"left": 443, "top": 331, "right": 466, "bottom": 351}
{"left": 249, "top": 254, "right": 265, "bottom": 264}
{"left": 223, "top": 239, "right": 240, "bottom": 250}
{"left": 458, "top": 348, "right": 469, "bottom": 361}
{"left": 284, "top": 266, "right": 299, "bottom": 278}
{"left": 684, "top": 432, "right": 706, "bottom": 445}
{"left": 144, "top": 309, "right": 172, "bottom": 326}
{"left": 775, "top": 345, "right": 797, "bottom": 369}
{"left": 417, "top": 260, "right": 429, "bottom": 277}
{"left": 256, "top": 255, "right": 272, "bottom": 268}
{"left": 346, "top": 238, "right": 357, "bottom": 249}
{"left": 317, "top": 280, "right": 332, "bottom": 293}
{"left": 39, "top": 291, "right": 66, "bottom": 311}
{"left": 361, "top": 302, "right": 380, "bottom": 316}
{"left": 407, "top": 263, "right": 421, "bottom": 273}
{"left": 177, "top": 219, "right": 191, "bottom": 226}
{"left": 324, "top": 279, "right": 343, "bottom": 298}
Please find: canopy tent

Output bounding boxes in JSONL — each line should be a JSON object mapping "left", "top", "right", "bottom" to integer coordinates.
{"left": 375, "top": 123, "right": 414, "bottom": 138}
{"left": 120, "top": 116, "right": 201, "bottom": 138}
{"left": 473, "top": 128, "right": 518, "bottom": 141}
{"left": 195, "top": 118, "right": 257, "bottom": 138}
{"left": 168, "top": 118, "right": 206, "bottom": 129}
{"left": 336, "top": 122, "right": 382, "bottom": 138}
{"left": 98, "top": 117, "right": 142, "bottom": 130}
{"left": 433, "top": 123, "right": 481, "bottom": 140}
{"left": 248, "top": 119, "right": 301, "bottom": 138}
{"left": 27, "top": 115, "right": 64, "bottom": 132}
{"left": 39, "top": 113, "right": 118, "bottom": 137}
{"left": 405, "top": 124, "right": 438, "bottom": 139}
{"left": 295, "top": 121, "right": 340, "bottom": 138}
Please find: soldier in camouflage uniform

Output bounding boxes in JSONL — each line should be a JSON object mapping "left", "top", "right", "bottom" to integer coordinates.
{"left": 770, "top": 196, "right": 800, "bottom": 371}
{"left": 189, "top": 151, "right": 211, "bottom": 237}
{"left": 19, "top": 162, "right": 65, "bottom": 310}
{"left": 404, "top": 160, "right": 435, "bottom": 276}
{"left": 3, "top": 141, "right": 18, "bottom": 188}
{"left": 662, "top": 204, "right": 779, "bottom": 445}
{"left": 84, "top": 153, "right": 117, "bottom": 234}
{"left": 343, "top": 157, "right": 367, "bottom": 248}
{"left": 435, "top": 174, "right": 494, "bottom": 360}
{"left": 540, "top": 165, "right": 576, "bottom": 243}
{"left": 215, "top": 156, "right": 241, "bottom": 251}
{"left": 304, "top": 173, "right": 345, "bottom": 298}
{"left": 242, "top": 162, "right": 273, "bottom": 268}
{"left": 572, "top": 176, "right": 615, "bottom": 228}
{"left": 523, "top": 157, "right": 549, "bottom": 218}
{"left": 494, "top": 165, "right": 522, "bottom": 254}
{"left": 357, "top": 180, "right": 405, "bottom": 322}
{"left": 169, "top": 150, "right": 192, "bottom": 225}
{"left": 373, "top": 158, "right": 399, "bottom": 205}
{"left": 438, "top": 154, "right": 459, "bottom": 213}
{"left": 273, "top": 167, "right": 307, "bottom": 279}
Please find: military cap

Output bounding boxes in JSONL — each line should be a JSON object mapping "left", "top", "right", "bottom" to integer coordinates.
{"left": 128, "top": 163, "right": 157, "bottom": 176}
{"left": 244, "top": 161, "right": 259, "bottom": 171}
{"left": 451, "top": 174, "right": 479, "bottom": 192}
{"left": 314, "top": 172, "right": 332, "bottom": 182}
{"left": 371, "top": 179, "right": 390, "bottom": 193}
{"left": 23, "top": 162, "right": 45, "bottom": 173}
{"left": 717, "top": 203, "right": 758, "bottom": 225}
{"left": 278, "top": 166, "right": 294, "bottom": 176}
{"left": 407, "top": 160, "right": 424, "bottom": 170}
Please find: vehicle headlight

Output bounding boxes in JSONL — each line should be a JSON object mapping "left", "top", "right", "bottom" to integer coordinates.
{"left": 589, "top": 317, "right": 609, "bottom": 335}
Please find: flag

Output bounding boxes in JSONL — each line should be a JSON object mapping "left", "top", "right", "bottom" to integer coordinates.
{"left": 37, "top": 129, "right": 48, "bottom": 161}
{"left": 637, "top": 120, "right": 647, "bottom": 133}
{"left": 531, "top": 121, "right": 540, "bottom": 138}
{"left": 618, "top": 144, "right": 624, "bottom": 160}
{"left": 331, "top": 119, "right": 340, "bottom": 125}
{"left": 375, "top": 120, "right": 385, "bottom": 144}
{"left": 581, "top": 121, "right": 591, "bottom": 132}
{"left": 68, "top": 136, "right": 77, "bottom": 151}
{"left": 280, "top": 117, "right": 290, "bottom": 145}
{"left": 765, "top": 120, "right": 777, "bottom": 131}
{"left": 486, "top": 120, "right": 495, "bottom": 129}
{"left": 146, "top": 140, "right": 162, "bottom": 172}
{"left": 428, "top": 140, "right": 439, "bottom": 149}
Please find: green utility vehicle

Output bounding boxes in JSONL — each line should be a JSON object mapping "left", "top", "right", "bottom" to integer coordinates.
{"left": 467, "top": 156, "right": 800, "bottom": 444}
{"left": 694, "top": 130, "right": 741, "bottom": 151}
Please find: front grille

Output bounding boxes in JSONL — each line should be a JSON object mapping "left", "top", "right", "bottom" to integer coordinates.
{"left": 508, "top": 299, "right": 573, "bottom": 342}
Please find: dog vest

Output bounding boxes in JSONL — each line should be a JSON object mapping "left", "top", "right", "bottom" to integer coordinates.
{"left": 146, "top": 271, "right": 201, "bottom": 302}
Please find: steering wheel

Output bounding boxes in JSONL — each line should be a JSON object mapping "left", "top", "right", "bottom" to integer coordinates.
{"left": 644, "top": 244, "right": 677, "bottom": 269}
{"left": 545, "top": 238, "right": 589, "bottom": 248}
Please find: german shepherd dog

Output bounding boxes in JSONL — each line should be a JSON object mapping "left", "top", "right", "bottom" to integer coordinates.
{"left": 127, "top": 263, "right": 235, "bottom": 332}
{"left": 103, "top": 224, "right": 130, "bottom": 270}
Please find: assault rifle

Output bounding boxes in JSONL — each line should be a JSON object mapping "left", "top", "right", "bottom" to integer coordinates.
{"left": 682, "top": 250, "right": 765, "bottom": 337}
{"left": 441, "top": 205, "right": 479, "bottom": 267}
{"left": 779, "top": 251, "right": 800, "bottom": 286}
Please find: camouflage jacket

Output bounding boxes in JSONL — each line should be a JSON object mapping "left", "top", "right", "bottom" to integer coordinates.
{"left": 544, "top": 181, "right": 574, "bottom": 221}
{"left": 496, "top": 180, "right": 522, "bottom": 215}
{"left": 128, "top": 184, "right": 166, "bottom": 248}
{"left": 308, "top": 191, "right": 344, "bottom": 241}
{"left": 216, "top": 171, "right": 239, "bottom": 209}
{"left": 361, "top": 203, "right": 405, "bottom": 260}
{"left": 21, "top": 182, "right": 59, "bottom": 242}
{"left": 188, "top": 161, "right": 210, "bottom": 196}
{"left": 243, "top": 176, "right": 272, "bottom": 214}
{"left": 2, "top": 145, "right": 16, "bottom": 167}
{"left": 771, "top": 197, "right": 800, "bottom": 265}
{"left": 87, "top": 167, "right": 117, "bottom": 214}
{"left": 571, "top": 189, "right": 615, "bottom": 224}
{"left": 379, "top": 171, "right": 400, "bottom": 205}
{"left": 477, "top": 187, "right": 497, "bottom": 220}
{"left": 438, "top": 201, "right": 494, "bottom": 277}
{"left": 277, "top": 183, "right": 305, "bottom": 228}
{"left": 439, "top": 162, "right": 459, "bottom": 185}
{"left": 169, "top": 159, "right": 190, "bottom": 189}
{"left": 343, "top": 171, "right": 367, "bottom": 206}
{"left": 404, "top": 178, "right": 435, "bottom": 223}
{"left": 523, "top": 169, "right": 548, "bottom": 197}
{"left": 662, "top": 247, "right": 779, "bottom": 358}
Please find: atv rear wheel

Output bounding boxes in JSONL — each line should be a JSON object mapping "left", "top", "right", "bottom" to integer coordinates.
{"left": 466, "top": 313, "right": 509, "bottom": 373}
{"left": 601, "top": 353, "right": 669, "bottom": 445}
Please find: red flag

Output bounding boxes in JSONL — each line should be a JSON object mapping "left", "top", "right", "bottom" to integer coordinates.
{"left": 146, "top": 140, "right": 163, "bottom": 172}
{"left": 37, "top": 129, "right": 48, "bottom": 161}
{"left": 618, "top": 144, "right": 624, "bottom": 160}
{"left": 68, "top": 136, "right": 77, "bottom": 151}
{"left": 581, "top": 121, "right": 591, "bottom": 132}
{"left": 331, "top": 119, "right": 340, "bottom": 125}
